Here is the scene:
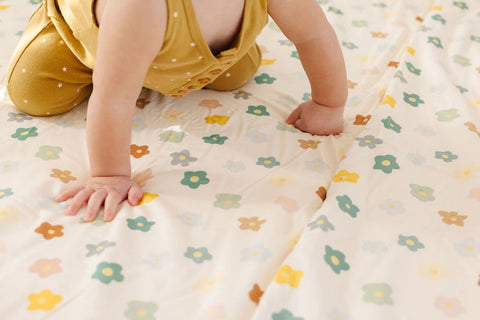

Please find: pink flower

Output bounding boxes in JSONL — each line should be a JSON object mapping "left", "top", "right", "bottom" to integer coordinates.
{"left": 434, "top": 296, "right": 465, "bottom": 317}
{"left": 29, "top": 258, "right": 62, "bottom": 278}
{"left": 468, "top": 188, "right": 480, "bottom": 201}
{"left": 198, "top": 99, "right": 223, "bottom": 109}
{"left": 275, "top": 196, "right": 299, "bottom": 213}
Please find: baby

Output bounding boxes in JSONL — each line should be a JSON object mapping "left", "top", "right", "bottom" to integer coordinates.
{"left": 6, "top": 0, "right": 347, "bottom": 222}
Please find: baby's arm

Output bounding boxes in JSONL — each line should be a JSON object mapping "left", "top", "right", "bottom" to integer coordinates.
{"left": 268, "top": 0, "right": 347, "bottom": 135}
{"left": 56, "top": 0, "right": 167, "bottom": 222}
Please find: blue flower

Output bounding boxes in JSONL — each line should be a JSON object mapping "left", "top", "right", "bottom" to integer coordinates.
{"left": 356, "top": 135, "right": 383, "bottom": 149}
{"left": 308, "top": 215, "right": 334, "bottom": 231}
{"left": 406, "top": 153, "right": 426, "bottom": 166}
{"left": 0, "top": 188, "right": 13, "bottom": 200}
{"left": 170, "top": 150, "right": 197, "bottom": 166}
{"left": 247, "top": 130, "right": 268, "bottom": 143}
{"left": 143, "top": 253, "right": 170, "bottom": 269}
{"left": 454, "top": 238, "right": 480, "bottom": 257}
{"left": 233, "top": 90, "right": 252, "bottom": 99}
{"left": 7, "top": 112, "right": 32, "bottom": 122}
{"left": 241, "top": 243, "right": 272, "bottom": 262}
{"left": 86, "top": 241, "right": 116, "bottom": 257}
{"left": 177, "top": 212, "right": 202, "bottom": 227}
{"left": 224, "top": 161, "right": 246, "bottom": 173}
{"left": 276, "top": 122, "right": 298, "bottom": 133}
{"left": 305, "top": 158, "right": 330, "bottom": 174}
{"left": 379, "top": 199, "right": 405, "bottom": 215}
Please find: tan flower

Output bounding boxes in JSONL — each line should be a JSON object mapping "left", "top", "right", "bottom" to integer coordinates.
{"left": 34, "top": 222, "right": 64, "bottom": 240}
{"left": 249, "top": 284, "right": 264, "bottom": 305}
{"left": 50, "top": 169, "right": 77, "bottom": 183}
{"left": 298, "top": 139, "right": 321, "bottom": 149}
{"left": 238, "top": 217, "right": 266, "bottom": 231}
{"left": 198, "top": 99, "right": 222, "bottom": 109}
{"left": 438, "top": 211, "right": 467, "bottom": 226}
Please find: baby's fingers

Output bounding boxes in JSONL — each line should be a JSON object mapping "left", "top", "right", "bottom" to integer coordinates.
{"left": 66, "top": 189, "right": 94, "bottom": 216}
{"left": 84, "top": 190, "right": 108, "bottom": 222}
{"left": 104, "top": 192, "right": 124, "bottom": 222}
{"left": 127, "top": 183, "right": 144, "bottom": 206}
{"left": 55, "top": 186, "right": 85, "bottom": 203}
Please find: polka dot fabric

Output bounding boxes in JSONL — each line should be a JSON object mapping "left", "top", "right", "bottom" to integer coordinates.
{"left": 1, "top": 0, "right": 479, "bottom": 319}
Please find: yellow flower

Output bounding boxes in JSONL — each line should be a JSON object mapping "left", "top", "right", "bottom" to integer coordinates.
{"left": 0, "top": 206, "right": 19, "bottom": 223}
{"left": 274, "top": 265, "right": 304, "bottom": 288}
{"left": 27, "top": 289, "right": 62, "bottom": 311}
{"left": 467, "top": 100, "right": 480, "bottom": 110}
{"left": 287, "top": 232, "right": 301, "bottom": 251}
{"left": 267, "top": 174, "right": 296, "bottom": 186}
{"left": 453, "top": 164, "right": 480, "bottom": 181}
{"left": 193, "top": 273, "right": 227, "bottom": 293}
{"left": 406, "top": 46, "right": 416, "bottom": 56}
{"left": 417, "top": 263, "right": 451, "bottom": 281}
{"left": 204, "top": 115, "right": 230, "bottom": 125}
{"left": 381, "top": 95, "right": 396, "bottom": 108}
{"left": 261, "top": 59, "right": 276, "bottom": 66}
{"left": 137, "top": 192, "right": 159, "bottom": 205}
{"left": 333, "top": 170, "right": 360, "bottom": 183}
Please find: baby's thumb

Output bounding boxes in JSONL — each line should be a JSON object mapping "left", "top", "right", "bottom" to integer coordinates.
{"left": 286, "top": 106, "right": 302, "bottom": 124}
{"left": 127, "top": 184, "right": 144, "bottom": 206}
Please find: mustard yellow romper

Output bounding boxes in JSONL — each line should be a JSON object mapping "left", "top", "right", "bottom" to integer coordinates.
{"left": 6, "top": 0, "right": 269, "bottom": 116}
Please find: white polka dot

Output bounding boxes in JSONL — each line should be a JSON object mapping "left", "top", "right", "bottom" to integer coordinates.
{"left": 77, "top": 89, "right": 80, "bottom": 93}
{"left": 190, "top": 42, "right": 195, "bottom": 47}
{"left": 62, "top": 67, "right": 67, "bottom": 72}
{"left": 152, "top": 65, "right": 158, "bottom": 69}
{"left": 57, "top": 83, "right": 63, "bottom": 88}
{"left": 42, "top": 38, "right": 46, "bottom": 43}
{"left": 23, "top": 99, "right": 28, "bottom": 104}
{"left": 187, "top": 79, "right": 191, "bottom": 82}
{"left": 226, "top": 73, "right": 231, "bottom": 77}
{"left": 173, "top": 12, "right": 178, "bottom": 18}
{"left": 186, "top": 72, "right": 191, "bottom": 75}
{"left": 145, "top": 80, "right": 151, "bottom": 83}
{"left": 170, "top": 79, "right": 175, "bottom": 82}
{"left": 46, "top": 112, "right": 51, "bottom": 115}
{"left": 171, "top": 58, "right": 177, "bottom": 62}
{"left": 22, "top": 68, "right": 26, "bottom": 73}
{"left": 59, "top": 40, "right": 64, "bottom": 45}
{"left": 198, "top": 56, "right": 203, "bottom": 60}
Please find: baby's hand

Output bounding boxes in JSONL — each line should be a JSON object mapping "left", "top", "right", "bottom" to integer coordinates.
{"left": 286, "top": 100, "right": 344, "bottom": 136}
{"left": 55, "top": 176, "right": 144, "bottom": 222}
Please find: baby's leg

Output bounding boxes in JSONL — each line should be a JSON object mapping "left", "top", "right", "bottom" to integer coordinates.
{"left": 206, "top": 43, "right": 262, "bottom": 91}
{"left": 6, "top": 4, "right": 92, "bottom": 116}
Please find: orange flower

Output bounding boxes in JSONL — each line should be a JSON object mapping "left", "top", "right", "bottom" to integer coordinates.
{"left": 353, "top": 114, "right": 371, "bottom": 125}
{"left": 50, "top": 169, "right": 77, "bottom": 183}
{"left": 316, "top": 187, "right": 327, "bottom": 201}
{"left": 388, "top": 61, "right": 399, "bottom": 68}
{"left": 438, "top": 211, "right": 467, "bottom": 226}
{"left": 238, "top": 217, "right": 266, "bottom": 231}
{"left": 347, "top": 80, "right": 358, "bottom": 89}
{"left": 35, "top": 222, "right": 64, "bottom": 240}
{"left": 130, "top": 144, "right": 150, "bottom": 158}
{"left": 249, "top": 284, "right": 264, "bottom": 305}
{"left": 298, "top": 139, "right": 321, "bottom": 149}
{"left": 199, "top": 99, "right": 222, "bottom": 109}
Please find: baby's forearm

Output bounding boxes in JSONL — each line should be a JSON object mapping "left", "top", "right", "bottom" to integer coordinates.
{"left": 86, "top": 94, "right": 134, "bottom": 177}
{"left": 295, "top": 26, "right": 348, "bottom": 109}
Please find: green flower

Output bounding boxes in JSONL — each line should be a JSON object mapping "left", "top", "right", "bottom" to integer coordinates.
{"left": 92, "top": 262, "right": 124, "bottom": 284}
{"left": 398, "top": 235, "right": 425, "bottom": 251}
{"left": 352, "top": 20, "right": 368, "bottom": 27}
{"left": 453, "top": 54, "right": 471, "bottom": 66}
{"left": 362, "top": 283, "right": 393, "bottom": 305}
{"left": 456, "top": 85, "right": 468, "bottom": 94}
{"left": 324, "top": 245, "right": 350, "bottom": 274}
{"left": 436, "top": 108, "right": 460, "bottom": 122}
{"left": 184, "top": 247, "right": 212, "bottom": 263}
{"left": 256, "top": 156, "right": 280, "bottom": 168}
{"left": 373, "top": 155, "right": 400, "bottom": 173}
{"left": 373, "top": 3, "right": 387, "bottom": 8}
{"left": 336, "top": 195, "right": 359, "bottom": 217}
{"left": 30, "top": 0, "right": 41, "bottom": 4}
{"left": 0, "top": 188, "right": 13, "bottom": 200}
{"left": 272, "top": 309, "right": 304, "bottom": 320}
{"left": 203, "top": 134, "right": 228, "bottom": 145}
{"left": 254, "top": 73, "right": 276, "bottom": 84}
{"left": 405, "top": 62, "right": 421, "bottom": 75}
{"left": 453, "top": 1, "right": 468, "bottom": 10}
{"left": 124, "top": 301, "right": 158, "bottom": 320}
{"left": 427, "top": 36, "right": 443, "bottom": 48}
{"left": 181, "top": 171, "right": 210, "bottom": 189}
{"left": 403, "top": 92, "right": 424, "bottom": 107}
{"left": 342, "top": 42, "right": 358, "bottom": 50}
{"left": 409, "top": 184, "right": 435, "bottom": 202}
{"left": 11, "top": 127, "right": 38, "bottom": 141}
{"left": 35, "top": 146, "right": 63, "bottom": 160}
{"left": 381, "top": 116, "right": 402, "bottom": 133}
{"left": 431, "top": 14, "right": 446, "bottom": 24}
{"left": 214, "top": 193, "right": 241, "bottom": 209}
{"left": 302, "top": 93, "right": 311, "bottom": 101}
{"left": 159, "top": 130, "right": 185, "bottom": 143}
{"left": 276, "top": 122, "right": 298, "bottom": 133}
{"left": 246, "top": 105, "right": 270, "bottom": 116}
{"left": 328, "top": 7, "right": 343, "bottom": 15}
{"left": 435, "top": 151, "right": 458, "bottom": 162}
{"left": 127, "top": 216, "right": 155, "bottom": 232}
{"left": 472, "top": 35, "right": 480, "bottom": 43}
{"left": 290, "top": 51, "right": 299, "bottom": 59}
